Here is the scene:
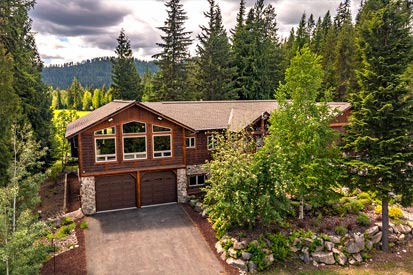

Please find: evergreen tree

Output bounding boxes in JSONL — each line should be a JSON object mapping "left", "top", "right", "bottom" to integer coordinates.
{"left": 196, "top": 0, "right": 237, "bottom": 100}
{"left": 0, "top": 0, "right": 52, "bottom": 163}
{"left": 343, "top": 0, "right": 413, "bottom": 252}
{"left": 68, "top": 77, "right": 84, "bottom": 110}
{"left": 232, "top": 0, "right": 283, "bottom": 100}
{"left": 92, "top": 88, "right": 102, "bottom": 109}
{"left": 82, "top": 90, "right": 92, "bottom": 110}
{"left": 152, "top": 0, "right": 193, "bottom": 101}
{"left": 111, "top": 29, "right": 143, "bottom": 101}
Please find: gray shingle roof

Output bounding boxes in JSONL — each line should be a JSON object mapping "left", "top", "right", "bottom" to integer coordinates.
{"left": 66, "top": 100, "right": 351, "bottom": 138}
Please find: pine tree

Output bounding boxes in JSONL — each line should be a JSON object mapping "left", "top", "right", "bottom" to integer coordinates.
{"left": 68, "top": 77, "right": 84, "bottom": 110}
{"left": 111, "top": 29, "right": 143, "bottom": 101}
{"left": 152, "top": 0, "right": 193, "bottom": 101}
{"left": 196, "top": 0, "right": 237, "bottom": 100}
{"left": 0, "top": 0, "right": 52, "bottom": 162}
{"left": 232, "top": 0, "right": 283, "bottom": 100}
{"left": 343, "top": 0, "right": 413, "bottom": 252}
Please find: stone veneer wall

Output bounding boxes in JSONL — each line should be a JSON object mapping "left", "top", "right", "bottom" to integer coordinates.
{"left": 80, "top": 176, "right": 96, "bottom": 215}
{"left": 177, "top": 168, "right": 187, "bottom": 203}
{"left": 186, "top": 164, "right": 208, "bottom": 176}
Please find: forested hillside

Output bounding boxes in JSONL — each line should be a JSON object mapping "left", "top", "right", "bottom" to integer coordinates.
{"left": 42, "top": 57, "right": 158, "bottom": 89}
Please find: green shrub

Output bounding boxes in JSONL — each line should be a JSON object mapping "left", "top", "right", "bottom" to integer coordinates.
{"left": 62, "top": 217, "right": 73, "bottom": 225}
{"left": 347, "top": 200, "right": 364, "bottom": 214}
{"left": 374, "top": 205, "right": 382, "bottom": 214}
{"left": 265, "top": 233, "right": 290, "bottom": 260}
{"left": 356, "top": 214, "right": 370, "bottom": 226}
{"left": 335, "top": 225, "right": 348, "bottom": 236}
{"left": 247, "top": 238, "right": 268, "bottom": 271}
{"left": 389, "top": 207, "right": 403, "bottom": 219}
{"left": 80, "top": 220, "right": 88, "bottom": 229}
{"left": 357, "top": 192, "right": 372, "bottom": 201}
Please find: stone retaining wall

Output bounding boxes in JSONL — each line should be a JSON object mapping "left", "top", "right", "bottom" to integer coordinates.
{"left": 80, "top": 176, "right": 96, "bottom": 215}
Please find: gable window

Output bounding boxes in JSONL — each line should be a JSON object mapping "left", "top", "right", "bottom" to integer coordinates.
{"left": 207, "top": 136, "right": 216, "bottom": 151}
{"left": 123, "top": 137, "right": 146, "bottom": 160}
{"left": 185, "top": 137, "right": 196, "bottom": 148}
{"left": 153, "top": 125, "right": 171, "bottom": 132}
{"left": 153, "top": 135, "right": 172, "bottom": 158}
{"left": 123, "top": 121, "right": 146, "bottom": 133}
{"left": 95, "top": 138, "right": 116, "bottom": 162}
{"left": 95, "top": 127, "right": 115, "bottom": 135}
{"left": 189, "top": 175, "right": 206, "bottom": 187}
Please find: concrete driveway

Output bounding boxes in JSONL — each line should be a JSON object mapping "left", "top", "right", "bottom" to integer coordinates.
{"left": 85, "top": 204, "right": 225, "bottom": 275}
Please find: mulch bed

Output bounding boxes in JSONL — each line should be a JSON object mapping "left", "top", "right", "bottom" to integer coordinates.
{"left": 181, "top": 204, "right": 239, "bottom": 275}
{"left": 41, "top": 220, "right": 87, "bottom": 275}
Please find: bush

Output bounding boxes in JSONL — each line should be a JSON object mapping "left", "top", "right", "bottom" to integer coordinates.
{"left": 374, "top": 205, "right": 382, "bottom": 214}
{"left": 389, "top": 207, "right": 403, "bottom": 219}
{"left": 356, "top": 214, "right": 370, "bottom": 226}
{"left": 335, "top": 225, "right": 348, "bottom": 236}
{"left": 265, "top": 233, "right": 290, "bottom": 260}
{"left": 347, "top": 200, "right": 364, "bottom": 214}
{"left": 62, "top": 217, "right": 73, "bottom": 225}
{"left": 80, "top": 220, "right": 88, "bottom": 229}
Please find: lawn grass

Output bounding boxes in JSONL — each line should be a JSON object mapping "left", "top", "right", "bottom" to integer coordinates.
{"left": 53, "top": 109, "right": 90, "bottom": 118}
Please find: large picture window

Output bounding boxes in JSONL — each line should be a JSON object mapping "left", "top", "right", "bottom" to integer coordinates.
{"left": 153, "top": 135, "right": 172, "bottom": 158}
{"left": 95, "top": 138, "right": 116, "bottom": 162}
{"left": 123, "top": 137, "right": 146, "bottom": 160}
{"left": 123, "top": 121, "right": 146, "bottom": 133}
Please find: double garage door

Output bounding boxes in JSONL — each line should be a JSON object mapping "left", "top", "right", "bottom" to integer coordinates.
{"left": 95, "top": 171, "right": 177, "bottom": 212}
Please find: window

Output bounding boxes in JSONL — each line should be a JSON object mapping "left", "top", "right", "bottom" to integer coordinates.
{"left": 123, "top": 121, "right": 146, "bottom": 133}
{"left": 207, "top": 136, "right": 216, "bottom": 150}
{"left": 189, "top": 175, "right": 206, "bottom": 187}
{"left": 95, "top": 138, "right": 116, "bottom": 162}
{"left": 123, "top": 137, "right": 146, "bottom": 160}
{"left": 153, "top": 135, "right": 172, "bottom": 158}
{"left": 95, "top": 127, "right": 115, "bottom": 135}
{"left": 185, "top": 137, "right": 195, "bottom": 148}
{"left": 153, "top": 125, "right": 171, "bottom": 132}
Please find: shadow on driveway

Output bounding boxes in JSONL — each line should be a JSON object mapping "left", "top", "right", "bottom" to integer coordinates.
{"left": 85, "top": 204, "right": 225, "bottom": 275}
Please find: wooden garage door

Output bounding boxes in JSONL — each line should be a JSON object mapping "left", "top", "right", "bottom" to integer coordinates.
{"left": 95, "top": 174, "right": 136, "bottom": 212}
{"left": 141, "top": 171, "right": 177, "bottom": 206}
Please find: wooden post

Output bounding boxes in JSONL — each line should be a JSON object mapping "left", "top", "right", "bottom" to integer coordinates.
{"left": 137, "top": 171, "right": 141, "bottom": 208}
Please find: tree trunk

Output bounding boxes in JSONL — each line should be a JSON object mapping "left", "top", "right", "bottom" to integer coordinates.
{"left": 382, "top": 198, "right": 389, "bottom": 252}
{"left": 299, "top": 199, "right": 304, "bottom": 220}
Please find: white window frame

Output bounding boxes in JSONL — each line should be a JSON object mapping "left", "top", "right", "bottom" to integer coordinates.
{"left": 185, "top": 136, "right": 196, "bottom": 148}
{"left": 188, "top": 175, "right": 206, "bottom": 187}
{"left": 207, "top": 136, "right": 216, "bottom": 151}
{"left": 153, "top": 134, "right": 172, "bottom": 158}
{"left": 94, "top": 127, "right": 116, "bottom": 136}
{"left": 95, "top": 137, "right": 117, "bottom": 162}
{"left": 123, "top": 136, "right": 147, "bottom": 160}
{"left": 122, "top": 121, "right": 146, "bottom": 134}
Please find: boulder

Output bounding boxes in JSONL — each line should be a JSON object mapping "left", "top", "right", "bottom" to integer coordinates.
{"left": 336, "top": 251, "right": 347, "bottom": 265}
{"left": 312, "top": 252, "right": 335, "bottom": 265}
{"left": 346, "top": 234, "right": 365, "bottom": 254}
{"left": 398, "top": 234, "right": 406, "bottom": 242}
{"left": 194, "top": 202, "right": 203, "bottom": 213}
{"left": 348, "top": 257, "right": 357, "bottom": 265}
{"left": 397, "top": 224, "right": 412, "bottom": 234}
{"left": 215, "top": 241, "right": 224, "bottom": 254}
{"left": 226, "top": 258, "right": 247, "bottom": 272}
{"left": 371, "top": 232, "right": 382, "bottom": 244}
{"left": 366, "top": 226, "right": 379, "bottom": 237}
{"left": 324, "top": 241, "right": 334, "bottom": 252}
{"left": 303, "top": 238, "right": 313, "bottom": 247}
{"left": 389, "top": 234, "right": 398, "bottom": 242}
{"left": 265, "top": 254, "right": 275, "bottom": 265}
{"left": 201, "top": 209, "right": 208, "bottom": 218}
{"left": 365, "top": 240, "right": 373, "bottom": 250}
{"left": 353, "top": 253, "right": 363, "bottom": 262}
{"left": 248, "top": 261, "right": 258, "bottom": 273}
{"left": 189, "top": 199, "right": 197, "bottom": 207}
{"left": 302, "top": 249, "right": 310, "bottom": 264}
{"left": 241, "top": 252, "right": 252, "bottom": 261}
{"left": 233, "top": 240, "right": 247, "bottom": 250}
{"left": 329, "top": 235, "right": 341, "bottom": 244}
{"left": 228, "top": 247, "right": 238, "bottom": 258}
{"left": 290, "top": 246, "right": 299, "bottom": 253}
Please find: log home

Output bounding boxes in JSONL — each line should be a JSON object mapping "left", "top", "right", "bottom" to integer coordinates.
{"left": 65, "top": 100, "right": 351, "bottom": 214}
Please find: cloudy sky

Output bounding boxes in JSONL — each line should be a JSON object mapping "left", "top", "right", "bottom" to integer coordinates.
{"left": 29, "top": 0, "right": 361, "bottom": 65}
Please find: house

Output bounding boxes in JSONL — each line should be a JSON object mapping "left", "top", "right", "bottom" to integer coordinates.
{"left": 65, "top": 100, "right": 351, "bottom": 215}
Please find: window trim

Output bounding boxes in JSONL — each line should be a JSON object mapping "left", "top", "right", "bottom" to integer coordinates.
{"left": 207, "top": 135, "right": 216, "bottom": 151}
{"left": 122, "top": 136, "right": 147, "bottom": 161}
{"left": 185, "top": 136, "right": 196, "bottom": 148}
{"left": 94, "top": 126, "right": 116, "bottom": 136}
{"left": 122, "top": 121, "right": 146, "bottom": 134}
{"left": 153, "top": 134, "right": 172, "bottom": 158}
{"left": 95, "top": 137, "right": 117, "bottom": 163}
{"left": 188, "top": 175, "right": 206, "bottom": 187}
{"left": 152, "top": 124, "right": 172, "bottom": 133}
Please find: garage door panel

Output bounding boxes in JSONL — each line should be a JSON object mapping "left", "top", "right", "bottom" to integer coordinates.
{"left": 141, "top": 171, "right": 177, "bottom": 206}
{"left": 96, "top": 174, "right": 136, "bottom": 212}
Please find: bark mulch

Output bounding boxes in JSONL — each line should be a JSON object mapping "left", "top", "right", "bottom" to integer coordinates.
{"left": 41, "top": 220, "right": 87, "bottom": 275}
{"left": 181, "top": 203, "right": 239, "bottom": 275}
